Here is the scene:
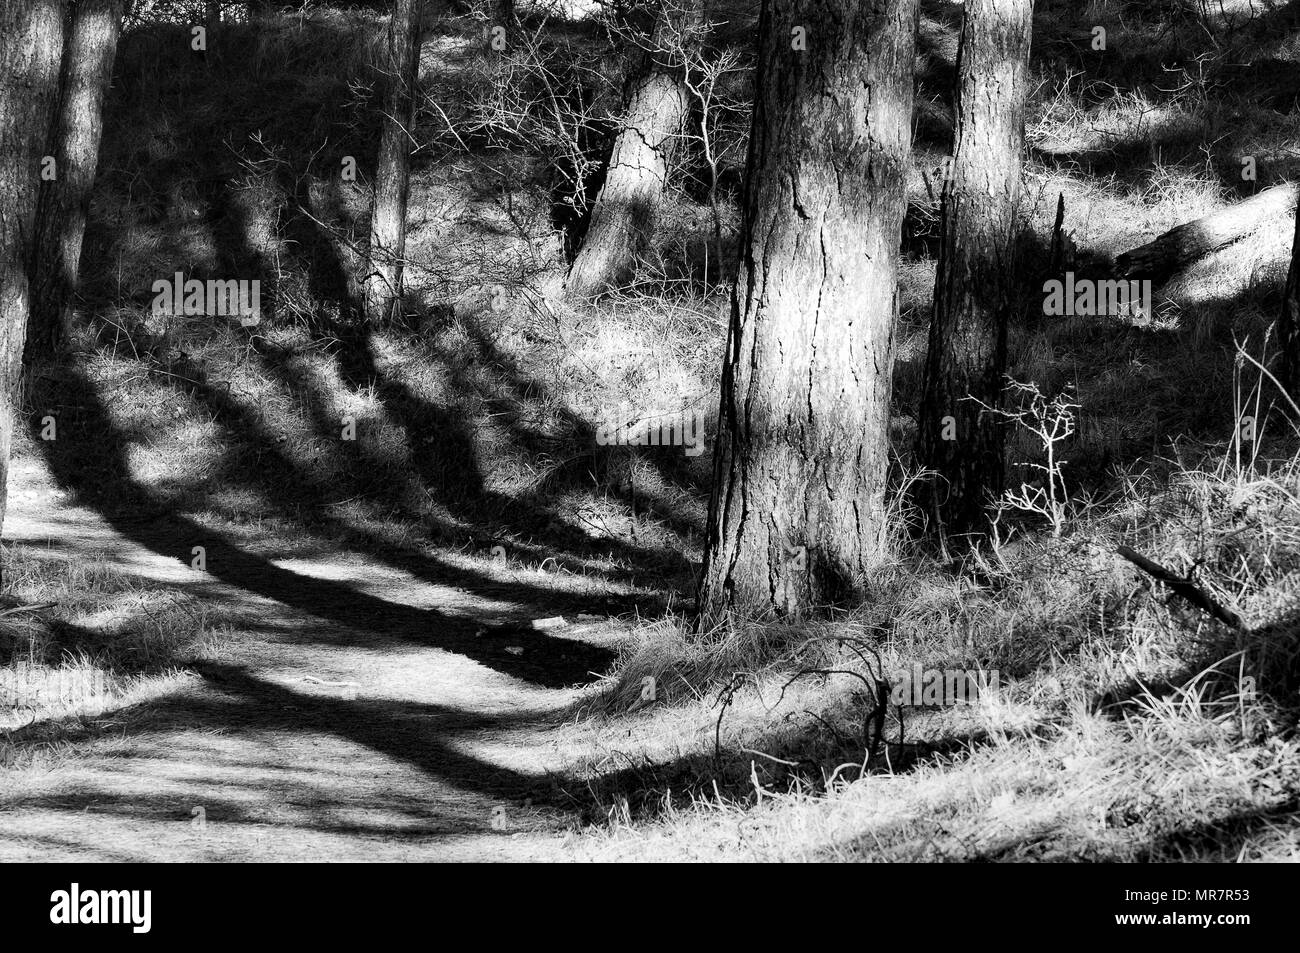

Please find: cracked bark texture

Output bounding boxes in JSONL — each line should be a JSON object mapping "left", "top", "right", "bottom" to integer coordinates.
{"left": 696, "top": 0, "right": 918, "bottom": 621}
{"left": 563, "top": 17, "right": 691, "bottom": 299}
{"left": 27, "top": 0, "right": 126, "bottom": 363}
{"left": 1, "top": 0, "right": 66, "bottom": 537}
{"left": 915, "top": 0, "right": 1031, "bottom": 539}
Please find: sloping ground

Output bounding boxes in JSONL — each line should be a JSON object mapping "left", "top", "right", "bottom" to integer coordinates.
{"left": 6, "top": 436, "right": 1300, "bottom": 863}
{"left": 7, "top": 1, "right": 1300, "bottom": 864}
{"left": 0, "top": 457, "right": 633, "bottom": 861}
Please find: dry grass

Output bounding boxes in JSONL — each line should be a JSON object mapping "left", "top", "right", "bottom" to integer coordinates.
{"left": 560, "top": 443, "right": 1300, "bottom": 860}
{"left": 7, "top": 0, "right": 1300, "bottom": 859}
{"left": 0, "top": 547, "right": 237, "bottom": 738}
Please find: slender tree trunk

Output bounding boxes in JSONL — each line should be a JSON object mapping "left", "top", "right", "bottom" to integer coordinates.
{"left": 27, "top": 0, "right": 125, "bottom": 365}
{"left": 1281, "top": 208, "right": 1300, "bottom": 397}
{"left": 915, "top": 0, "right": 1031, "bottom": 540}
{"left": 0, "top": 0, "right": 67, "bottom": 541}
{"left": 696, "top": 0, "right": 919, "bottom": 621}
{"left": 563, "top": 19, "right": 691, "bottom": 298}
{"left": 362, "top": 0, "right": 421, "bottom": 325}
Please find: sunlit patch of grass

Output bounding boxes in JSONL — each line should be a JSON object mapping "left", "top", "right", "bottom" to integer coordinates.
{"left": 557, "top": 432, "right": 1300, "bottom": 859}
{"left": 0, "top": 548, "right": 237, "bottom": 737}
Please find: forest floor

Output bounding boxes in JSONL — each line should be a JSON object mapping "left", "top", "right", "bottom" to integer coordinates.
{"left": 4, "top": 1, "right": 1300, "bottom": 862}
{"left": 0, "top": 456, "right": 635, "bottom": 860}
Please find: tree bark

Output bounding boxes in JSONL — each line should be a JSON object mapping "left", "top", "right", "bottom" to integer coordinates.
{"left": 27, "top": 0, "right": 125, "bottom": 364}
{"left": 915, "top": 0, "right": 1032, "bottom": 539}
{"left": 695, "top": 0, "right": 919, "bottom": 621}
{"left": 1115, "top": 183, "right": 1299, "bottom": 281}
{"left": 0, "top": 0, "right": 67, "bottom": 540}
{"left": 362, "top": 0, "right": 421, "bottom": 325}
{"left": 1281, "top": 204, "right": 1300, "bottom": 396}
{"left": 562, "top": 18, "right": 691, "bottom": 299}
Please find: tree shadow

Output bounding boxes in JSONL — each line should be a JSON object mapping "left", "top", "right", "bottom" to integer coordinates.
{"left": 92, "top": 17, "right": 704, "bottom": 602}
{"left": 1132, "top": 796, "right": 1300, "bottom": 861}
{"left": 456, "top": 315, "right": 711, "bottom": 528}
{"left": 0, "top": 661, "right": 574, "bottom": 841}
{"left": 31, "top": 362, "right": 616, "bottom": 689}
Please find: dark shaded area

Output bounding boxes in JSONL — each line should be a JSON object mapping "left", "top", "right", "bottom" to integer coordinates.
{"left": 1134, "top": 797, "right": 1300, "bottom": 862}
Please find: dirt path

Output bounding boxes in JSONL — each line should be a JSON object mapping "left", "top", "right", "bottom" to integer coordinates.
{"left": 0, "top": 458, "right": 632, "bottom": 861}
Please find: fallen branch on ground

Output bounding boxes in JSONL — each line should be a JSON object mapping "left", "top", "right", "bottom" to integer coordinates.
{"left": 301, "top": 675, "right": 361, "bottom": 688}
{"left": 1116, "top": 545, "right": 1242, "bottom": 629}
{"left": 0, "top": 603, "right": 57, "bottom": 619}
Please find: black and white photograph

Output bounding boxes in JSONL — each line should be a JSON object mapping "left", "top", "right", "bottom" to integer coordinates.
{"left": 0, "top": 0, "right": 1295, "bottom": 891}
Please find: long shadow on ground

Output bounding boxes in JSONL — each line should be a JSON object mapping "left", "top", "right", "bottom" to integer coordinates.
{"left": 32, "top": 363, "right": 615, "bottom": 689}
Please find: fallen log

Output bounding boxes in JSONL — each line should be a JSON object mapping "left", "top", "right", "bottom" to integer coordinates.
{"left": 1114, "top": 182, "right": 1298, "bottom": 280}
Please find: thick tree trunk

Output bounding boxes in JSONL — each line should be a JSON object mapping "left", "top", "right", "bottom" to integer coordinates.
{"left": 0, "top": 0, "right": 67, "bottom": 539}
{"left": 362, "top": 0, "right": 421, "bottom": 325}
{"left": 915, "top": 0, "right": 1032, "bottom": 538}
{"left": 696, "top": 0, "right": 919, "bottom": 621}
{"left": 1116, "top": 183, "right": 1299, "bottom": 281}
{"left": 1281, "top": 207, "right": 1300, "bottom": 396}
{"left": 27, "top": 0, "right": 125, "bottom": 364}
{"left": 563, "top": 23, "right": 690, "bottom": 299}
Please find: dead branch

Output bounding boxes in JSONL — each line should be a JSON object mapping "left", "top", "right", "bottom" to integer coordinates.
{"left": 1116, "top": 545, "right": 1242, "bottom": 629}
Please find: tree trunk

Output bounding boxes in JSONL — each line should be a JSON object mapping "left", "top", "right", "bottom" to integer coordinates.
{"left": 0, "top": 0, "right": 67, "bottom": 540}
{"left": 27, "top": 0, "right": 125, "bottom": 364}
{"left": 1281, "top": 206, "right": 1300, "bottom": 397}
{"left": 562, "top": 21, "right": 690, "bottom": 299}
{"left": 695, "top": 0, "right": 919, "bottom": 621}
{"left": 362, "top": 0, "right": 421, "bottom": 325}
{"left": 915, "top": 0, "right": 1032, "bottom": 539}
{"left": 1115, "top": 183, "right": 1299, "bottom": 281}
